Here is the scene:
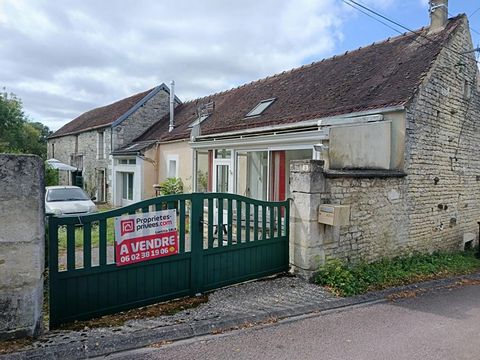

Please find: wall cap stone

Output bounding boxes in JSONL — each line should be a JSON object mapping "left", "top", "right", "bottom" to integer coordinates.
{"left": 324, "top": 169, "right": 407, "bottom": 178}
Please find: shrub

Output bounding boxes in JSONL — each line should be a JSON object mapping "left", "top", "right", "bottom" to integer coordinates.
{"left": 315, "top": 250, "right": 480, "bottom": 297}
{"left": 158, "top": 177, "right": 184, "bottom": 196}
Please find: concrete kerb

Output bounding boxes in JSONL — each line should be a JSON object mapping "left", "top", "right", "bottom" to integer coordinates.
{"left": 2, "top": 272, "right": 480, "bottom": 360}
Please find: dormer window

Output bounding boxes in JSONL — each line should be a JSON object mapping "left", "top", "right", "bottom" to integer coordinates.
{"left": 245, "top": 98, "right": 276, "bottom": 117}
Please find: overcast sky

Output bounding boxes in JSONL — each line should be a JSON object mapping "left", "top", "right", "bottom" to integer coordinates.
{"left": 1, "top": 0, "right": 479, "bottom": 131}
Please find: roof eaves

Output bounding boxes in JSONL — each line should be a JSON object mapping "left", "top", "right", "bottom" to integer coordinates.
{"left": 48, "top": 123, "right": 110, "bottom": 139}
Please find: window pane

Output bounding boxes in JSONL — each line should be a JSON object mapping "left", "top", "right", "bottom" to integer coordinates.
{"left": 122, "top": 173, "right": 128, "bottom": 198}
{"left": 246, "top": 99, "right": 275, "bottom": 117}
{"left": 236, "top": 151, "right": 268, "bottom": 200}
{"left": 168, "top": 160, "right": 177, "bottom": 178}
{"left": 128, "top": 173, "right": 134, "bottom": 200}
{"left": 215, "top": 149, "right": 231, "bottom": 159}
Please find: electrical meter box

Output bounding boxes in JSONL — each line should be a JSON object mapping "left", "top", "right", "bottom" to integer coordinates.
{"left": 318, "top": 205, "right": 350, "bottom": 226}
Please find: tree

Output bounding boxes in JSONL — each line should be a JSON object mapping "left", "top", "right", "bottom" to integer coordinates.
{"left": 0, "top": 90, "right": 51, "bottom": 159}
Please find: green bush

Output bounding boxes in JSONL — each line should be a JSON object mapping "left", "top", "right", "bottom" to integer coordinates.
{"left": 158, "top": 177, "right": 184, "bottom": 196}
{"left": 45, "top": 163, "right": 59, "bottom": 186}
{"left": 315, "top": 251, "right": 480, "bottom": 296}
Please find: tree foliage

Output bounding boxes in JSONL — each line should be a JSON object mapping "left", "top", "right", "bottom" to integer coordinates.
{"left": 0, "top": 90, "right": 51, "bottom": 159}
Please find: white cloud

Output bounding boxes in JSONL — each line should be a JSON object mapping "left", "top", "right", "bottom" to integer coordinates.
{"left": 0, "top": 0, "right": 388, "bottom": 130}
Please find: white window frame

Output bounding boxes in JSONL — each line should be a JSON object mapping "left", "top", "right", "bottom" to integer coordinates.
{"left": 167, "top": 154, "right": 179, "bottom": 178}
{"left": 245, "top": 98, "right": 276, "bottom": 117}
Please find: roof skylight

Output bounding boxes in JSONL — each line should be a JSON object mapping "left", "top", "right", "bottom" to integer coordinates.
{"left": 245, "top": 98, "right": 276, "bottom": 117}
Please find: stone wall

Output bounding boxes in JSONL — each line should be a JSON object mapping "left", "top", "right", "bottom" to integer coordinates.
{"left": 112, "top": 89, "right": 171, "bottom": 150}
{"left": 403, "top": 17, "right": 480, "bottom": 253}
{"left": 290, "top": 19, "right": 480, "bottom": 277}
{"left": 0, "top": 155, "right": 44, "bottom": 339}
{"left": 48, "top": 129, "right": 112, "bottom": 201}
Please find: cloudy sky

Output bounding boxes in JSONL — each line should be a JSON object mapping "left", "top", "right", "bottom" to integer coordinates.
{"left": 1, "top": 0, "right": 479, "bottom": 131}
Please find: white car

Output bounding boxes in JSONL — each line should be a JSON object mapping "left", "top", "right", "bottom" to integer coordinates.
{"left": 45, "top": 186, "right": 97, "bottom": 216}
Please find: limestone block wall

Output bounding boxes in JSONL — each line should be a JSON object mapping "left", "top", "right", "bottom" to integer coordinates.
{"left": 47, "top": 128, "right": 112, "bottom": 201}
{"left": 403, "top": 17, "right": 480, "bottom": 253}
{"left": 112, "top": 89, "right": 171, "bottom": 150}
{"left": 321, "top": 176, "right": 409, "bottom": 263}
{"left": 0, "top": 155, "right": 44, "bottom": 339}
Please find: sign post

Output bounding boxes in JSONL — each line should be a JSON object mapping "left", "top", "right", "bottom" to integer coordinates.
{"left": 114, "top": 209, "right": 178, "bottom": 266}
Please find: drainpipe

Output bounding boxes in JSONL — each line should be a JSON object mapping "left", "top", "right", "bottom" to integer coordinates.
{"left": 169, "top": 80, "right": 175, "bottom": 132}
{"left": 429, "top": 0, "right": 448, "bottom": 33}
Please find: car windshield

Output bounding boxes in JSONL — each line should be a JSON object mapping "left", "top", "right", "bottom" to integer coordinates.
{"left": 47, "top": 188, "right": 90, "bottom": 202}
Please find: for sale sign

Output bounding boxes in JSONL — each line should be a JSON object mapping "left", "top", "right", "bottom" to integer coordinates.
{"left": 114, "top": 209, "right": 178, "bottom": 266}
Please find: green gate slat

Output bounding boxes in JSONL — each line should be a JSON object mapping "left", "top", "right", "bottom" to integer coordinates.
{"left": 208, "top": 198, "right": 213, "bottom": 249}
{"left": 262, "top": 205, "right": 267, "bottom": 240}
{"left": 270, "top": 206, "right": 275, "bottom": 240}
{"left": 253, "top": 205, "right": 258, "bottom": 242}
{"left": 218, "top": 197, "right": 223, "bottom": 247}
{"left": 227, "top": 199, "right": 233, "bottom": 245}
{"left": 236, "top": 200, "right": 242, "bottom": 244}
{"left": 245, "top": 203, "right": 250, "bottom": 243}
{"left": 277, "top": 205, "right": 282, "bottom": 238}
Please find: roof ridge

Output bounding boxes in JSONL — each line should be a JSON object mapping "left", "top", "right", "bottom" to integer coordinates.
{"left": 179, "top": 17, "right": 464, "bottom": 106}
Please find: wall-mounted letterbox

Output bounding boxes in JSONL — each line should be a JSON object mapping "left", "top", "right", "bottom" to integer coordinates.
{"left": 318, "top": 204, "right": 350, "bottom": 226}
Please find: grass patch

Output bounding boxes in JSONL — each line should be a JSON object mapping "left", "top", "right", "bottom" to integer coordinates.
{"left": 57, "top": 217, "right": 115, "bottom": 251}
{"left": 315, "top": 250, "right": 480, "bottom": 296}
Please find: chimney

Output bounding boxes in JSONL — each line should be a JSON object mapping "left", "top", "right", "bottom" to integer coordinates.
{"left": 169, "top": 80, "right": 175, "bottom": 132}
{"left": 429, "top": 0, "right": 448, "bottom": 33}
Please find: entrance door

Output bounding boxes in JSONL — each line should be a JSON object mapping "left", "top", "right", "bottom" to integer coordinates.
{"left": 121, "top": 172, "right": 134, "bottom": 206}
{"left": 212, "top": 159, "right": 233, "bottom": 227}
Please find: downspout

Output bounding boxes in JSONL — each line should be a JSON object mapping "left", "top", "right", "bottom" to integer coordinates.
{"left": 169, "top": 80, "right": 175, "bottom": 132}
{"left": 155, "top": 142, "right": 160, "bottom": 187}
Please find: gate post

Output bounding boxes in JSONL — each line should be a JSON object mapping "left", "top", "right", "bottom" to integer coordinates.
{"left": 190, "top": 193, "right": 204, "bottom": 294}
{"left": 289, "top": 160, "right": 326, "bottom": 280}
{"left": 0, "top": 155, "right": 44, "bottom": 339}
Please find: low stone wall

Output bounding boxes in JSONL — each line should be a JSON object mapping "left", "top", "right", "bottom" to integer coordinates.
{"left": 0, "top": 154, "right": 44, "bottom": 339}
{"left": 289, "top": 159, "right": 478, "bottom": 279}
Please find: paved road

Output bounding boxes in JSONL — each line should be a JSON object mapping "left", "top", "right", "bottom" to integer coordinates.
{"left": 105, "top": 284, "right": 480, "bottom": 360}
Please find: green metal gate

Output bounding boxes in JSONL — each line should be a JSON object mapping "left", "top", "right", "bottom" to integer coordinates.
{"left": 48, "top": 193, "right": 290, "bottom": 328}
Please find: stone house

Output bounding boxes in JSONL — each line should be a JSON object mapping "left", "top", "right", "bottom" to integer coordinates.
{"left": 133, "top": 4, "right": 480, "bottom": 274}
{"left": 105, "top": 2, "right": 480, "bottom": 274}
{"left": 47, "top": 84, "right": 180, "bottom": 203}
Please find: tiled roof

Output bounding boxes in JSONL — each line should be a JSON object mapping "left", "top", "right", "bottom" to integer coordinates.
{"left": 50, "top": 87, "right": 157, "bottom": 138}
{"left": 136, "top": 16, "right": 464, "bottom": 144}
{"left": 111, "top": 141, "right": 157, "bottom": 155}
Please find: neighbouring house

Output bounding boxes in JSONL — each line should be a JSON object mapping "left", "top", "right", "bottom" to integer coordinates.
{"left": 130, "top": 2, "right": 480, "bottom": 273}
{"left": 47, "top": 84, "right": 180, "bottom": 204}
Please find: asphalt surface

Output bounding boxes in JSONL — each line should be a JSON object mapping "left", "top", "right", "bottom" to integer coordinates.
{"left": 106, "top": 284, "right": 480, "bottom": 360}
